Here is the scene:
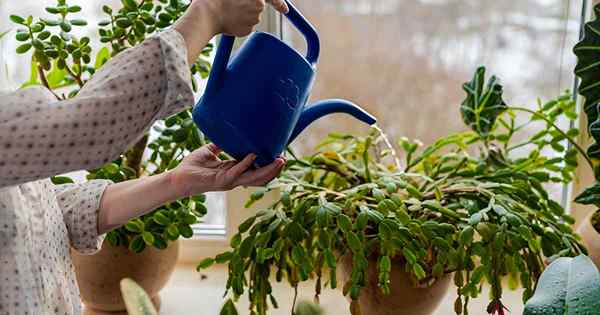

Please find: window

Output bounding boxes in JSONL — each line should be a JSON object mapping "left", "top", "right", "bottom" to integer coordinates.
{"left": 284, "top": 0, "right": 583, "bottom": 206}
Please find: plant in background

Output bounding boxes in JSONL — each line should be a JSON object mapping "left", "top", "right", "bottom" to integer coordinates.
{"left": 573, "top": 2, "right": 600, "bottom": 231}
{"left": 523, "top": 255, "right": 600, "bottom": 315}
{"left": 9, "top": 0, "right": 214, "bottom": 253}
{"left": 198, "top": 67, "right": 585, "bottom": 315}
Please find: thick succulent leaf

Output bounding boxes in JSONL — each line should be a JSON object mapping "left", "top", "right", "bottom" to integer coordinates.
{"left": 460, "top": 66, "right": 507, "bottom": 137}
{"left": 523, "top": 255, "right": 600, "bottom": 315}
{"left": 120, "top": 278, "right": 158, "bottom": 315}
{"left": 574, "top": 3, "right": 600, "bottom": 164}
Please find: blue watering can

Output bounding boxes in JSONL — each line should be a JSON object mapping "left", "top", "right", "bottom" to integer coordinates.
{"left": 192, "top": 0, "right": 377, "bottom": 167}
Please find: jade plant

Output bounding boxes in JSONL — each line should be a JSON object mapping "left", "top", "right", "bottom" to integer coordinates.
{"left": 198, "top": 67, "right": 585, "bottom": 315}
{"left": 9, "top": 0, "right": 214, "bottom": 253}
{"left": 573, "top": 2, "right": 600, "bottom": 231}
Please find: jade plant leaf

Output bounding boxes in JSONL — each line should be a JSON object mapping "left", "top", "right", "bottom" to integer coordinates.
{"left": 523, "top": 255, "right": 600, "bottom": 315}
{"left": 574, "top": 3, "right": 600, "bottom": 165}
{"left": 460, "top": 66, "right": 507, "bottom": 137}
{"left": 120, "top": 278, "right": 158, "bottom": 315}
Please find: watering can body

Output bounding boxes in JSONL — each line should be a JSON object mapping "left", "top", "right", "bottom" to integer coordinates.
{"left": 193, "top": 0, "right": 376, "bottom": 167}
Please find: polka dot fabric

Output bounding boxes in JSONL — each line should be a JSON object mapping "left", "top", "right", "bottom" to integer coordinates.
{"left": 0, "top": 29, "right": 193, "bottom": 314}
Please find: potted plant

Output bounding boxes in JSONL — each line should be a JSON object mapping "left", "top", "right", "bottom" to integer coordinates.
{"left": 572, "top": 1, "right": 600, "bottom": 268}
{"left": 8, "top": 0, "right": 214, "bottom": 312}
{"left": 198, "top": 67, "right": 585, "bottom": 315}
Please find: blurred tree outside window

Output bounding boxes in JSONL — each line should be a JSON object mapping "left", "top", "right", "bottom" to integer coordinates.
{"left": 285, "top": 0, "right": 582, "bottom": 202}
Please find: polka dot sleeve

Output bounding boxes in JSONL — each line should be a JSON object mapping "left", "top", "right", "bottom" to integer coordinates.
{"left": 54, "top": 180, "right": 111, "bottom": 254}
{"left": 0, "top": 29, "right": 194, "bottom": 188}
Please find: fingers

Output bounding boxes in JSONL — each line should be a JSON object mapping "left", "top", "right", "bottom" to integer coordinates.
{"left": 234, "top": 157, "right": 285, "bottom": 187}
{"left": 206, "top": 143, "right": 222, "bottom": 156}
{"left": 267, "top": 0, "right": 289, "bottom": 14}
{"left": 227, "top": 154, "right": 257, "bottom": 179}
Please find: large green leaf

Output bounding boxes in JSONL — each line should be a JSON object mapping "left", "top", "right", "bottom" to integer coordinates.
{"left": 574, "top": 3, "right": 600, "bottom": 164}
{"left": 575, "top": 182, "right": 600, "bottom": 208}
{"left": 120, "top": 278, "right": 158, "bottom": 315}
{"left": 460, "top": 66, "right": 507, "bottom": 137}
{"left": 523, "top": 255, "right": 600, "bottom": 315}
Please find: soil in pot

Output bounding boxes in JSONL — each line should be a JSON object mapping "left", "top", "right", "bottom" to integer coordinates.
{"left": 578, "top": 212, "right": 600, "bottom": 268}
{"left": 338, "top": 254, "right": 451, "bottom": 315}
{"left": 71, "top": 239, "right": 180, "bottom": 314}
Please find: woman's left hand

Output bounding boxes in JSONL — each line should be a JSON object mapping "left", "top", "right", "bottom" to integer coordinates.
{"left": 168, "top": 144, "right": 285, "bottom": 197}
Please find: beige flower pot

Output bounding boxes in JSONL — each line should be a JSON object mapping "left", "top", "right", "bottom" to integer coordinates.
{"left": 577, "top": 213, "right": 600, "bottom": 268}
{"left": 338, "top": 254, "right": 451, "bottom": 315}
{"left": 71, "top": 239, "right": 180, "bottom": 314}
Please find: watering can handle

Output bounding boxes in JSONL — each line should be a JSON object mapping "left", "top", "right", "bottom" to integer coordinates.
{"left": 283, "top": 0, "right": 320, "bottom": 66}
{"left": 204, "top": 0, "right": 320, "bottom": 97}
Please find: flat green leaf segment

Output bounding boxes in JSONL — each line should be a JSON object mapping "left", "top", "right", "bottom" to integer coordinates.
{"left": 575, "top": 3, "right": 600, "bottom": 166}
{"left": 120, "top": 278, "right": 158, "bottom": 315}
{"left": 524, "top": 255, "right": 600, "bottom": 315}
{"left": 460, "top": 66, "right": 507, "bottom": 137}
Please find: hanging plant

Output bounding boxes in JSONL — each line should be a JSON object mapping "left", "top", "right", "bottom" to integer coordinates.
{"left": 199, "top": 67, "right": 585, "bottom": 315}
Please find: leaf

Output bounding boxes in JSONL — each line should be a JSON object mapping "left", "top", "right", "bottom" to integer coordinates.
{"left": 575, "top": 182, "right": 600, "bottom": 208}
{"left": 196, "top": 258, "right": 215, "bottom": 271}
{"left": 16, "top": 43, "right": 32, "bottom": 54}
{"left": 220, "top": 299, "right": 239, "bottom": 315}
{"left": 9, "top": 15, "right": 25, "bottom": 25}
{"left": 460, "top": 66, "right": 507, "bottom": 137}
{"left": 120, "top": 278, "right": 158, "bottom": 315}
{"left": 50, "top": 176, "right": 74, "bottom": 185}
{"left": 142, "top": 232, "right": 155, "bottom": 246}
{"left": 575, "top": 4, "right": 600, "bottom": 174}
{"left": 524, "top": 255, "right": 600, "bottom": 315}
{"left": 94, "top": 47, "right": 110, "bottom": 69}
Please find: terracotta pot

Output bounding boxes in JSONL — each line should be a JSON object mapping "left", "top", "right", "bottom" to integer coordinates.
{"left": 338, "top": 254, "right": 451, "bottom": 315}
{"left": 71, "top": 239, "right": 180, "bottom": 314}
{"left": 577, "top": 213, "right": 600, "bottom": 268}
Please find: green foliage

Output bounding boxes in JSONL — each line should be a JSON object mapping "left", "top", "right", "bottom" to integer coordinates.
{"left": 523, "top": 255, "right": 600, "bottom": 315}
{"left": 460, "top": 66, "right": 507, "bottom": 138}
{"left": 10, "top": 0, "right": 213, "bottom": 253}
{"left": 573, "top": 1, "right": 600, "bottom": 231}
{"left": 198, "top": 70, "right": 584, "bottom": 315}
{"left": 120, "top": 278, "right": 158, "bottom": 315}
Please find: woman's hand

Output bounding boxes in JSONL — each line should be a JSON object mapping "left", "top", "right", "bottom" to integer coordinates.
{"left": 98, "top": 144, "right": 284, "bottom": 233}
{"left": 174, "top": 0, "right": 289, "bottom": 64}
{"left": 168, "top": 144, "right": 286, "bottom": 198}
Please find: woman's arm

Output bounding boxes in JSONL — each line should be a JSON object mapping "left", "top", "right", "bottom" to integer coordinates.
{"left": 0, "top": 0, "right": 288, "bottom": 189}
{"left": 97, "top": 144, "right": 285, "bottom": 234}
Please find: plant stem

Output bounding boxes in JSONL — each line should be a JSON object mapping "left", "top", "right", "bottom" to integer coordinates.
{"left": 510, "top": 106, "right": 594, "bottom": 170}
{"left": 125, "top": 134, "right": 149, "bottom": 176}
{"left": 37, "top": 65, "right": 61, "bottom": 100}
{"left": 64, "top": 63, "right": 84, "bottom": 87}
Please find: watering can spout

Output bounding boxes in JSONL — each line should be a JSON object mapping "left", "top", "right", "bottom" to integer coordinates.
{"left": 289, "top": 99, "right": 377, "bottom": 144}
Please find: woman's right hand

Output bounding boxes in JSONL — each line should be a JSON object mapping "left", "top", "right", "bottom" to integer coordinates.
{"left": 216, "top": 0, "right": 289, "bottom": 36}
{"left": 174, "top": 0, "right": 289, "bottom": 64}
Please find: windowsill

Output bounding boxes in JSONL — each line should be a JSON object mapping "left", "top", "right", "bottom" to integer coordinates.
{"left": 159, "top": 264, "right": 525, "bottom": 314}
